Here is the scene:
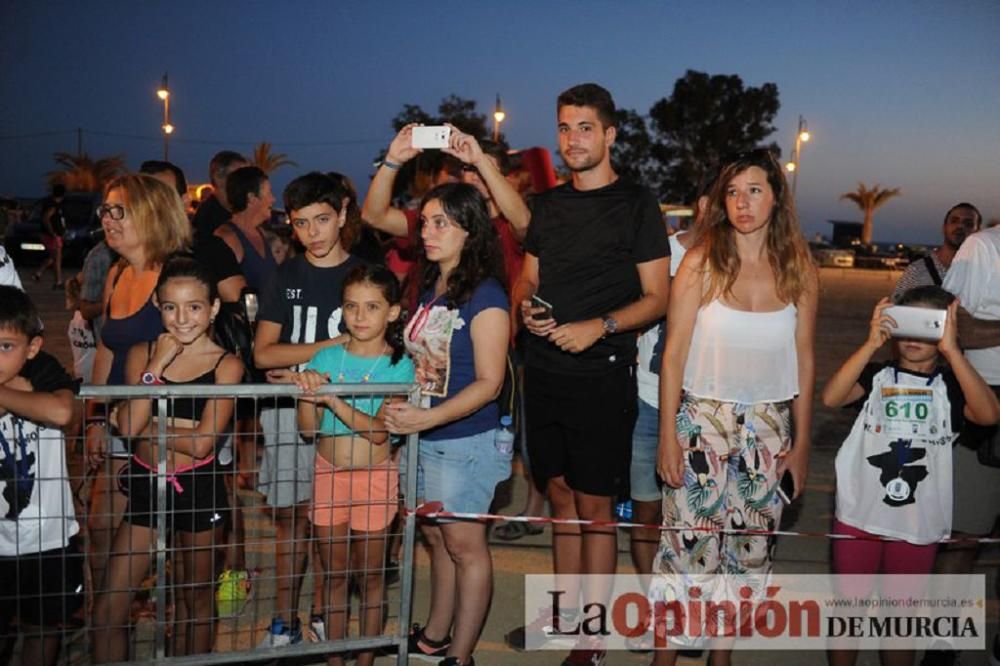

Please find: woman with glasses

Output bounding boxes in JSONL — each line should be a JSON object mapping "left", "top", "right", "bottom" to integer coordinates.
{"left": 84, "top": 174, "right": 191, "bottom": 616}
{"left": 653, "top": 150, "right": 818, "bottom": 664}
{"left": 383, "top": 183, "right": 510, "bottom": 666}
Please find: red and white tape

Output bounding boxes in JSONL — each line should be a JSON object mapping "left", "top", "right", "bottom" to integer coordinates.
{"left": 407, "top": 502, "right": 1000, "bottom": 545}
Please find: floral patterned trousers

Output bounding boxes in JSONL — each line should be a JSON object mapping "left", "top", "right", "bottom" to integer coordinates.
{"left": 653, "top": 395, "right": 792, "bottom": 577}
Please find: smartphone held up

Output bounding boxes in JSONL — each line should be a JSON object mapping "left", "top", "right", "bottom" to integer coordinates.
{"left": 411, "top": 125, "right": 452, "bottom": 150}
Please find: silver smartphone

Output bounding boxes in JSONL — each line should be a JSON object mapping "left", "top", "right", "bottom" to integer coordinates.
{"left": 884, "top": 305, "right": 946, "bottom": 341}
{"left": 530, "top": 294, "right": 554, "bottom": 321}
{"left": 411, "top": 125, "right": 451, "bottom": 150}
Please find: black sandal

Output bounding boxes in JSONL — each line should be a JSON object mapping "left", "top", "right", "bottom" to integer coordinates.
{"left": 493, "top": 519, "right": 544, "bottom": 541}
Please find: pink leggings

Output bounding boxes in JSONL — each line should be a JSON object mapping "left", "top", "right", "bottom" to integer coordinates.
{"left": 831, "top": 518, "right": 938, "bottom": 575}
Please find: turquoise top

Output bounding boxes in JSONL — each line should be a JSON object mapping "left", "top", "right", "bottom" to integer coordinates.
{"left": 306, "top": 344, "right": 415, "bottom": 436}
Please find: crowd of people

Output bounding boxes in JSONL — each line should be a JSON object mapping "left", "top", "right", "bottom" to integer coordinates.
{"left": 0, "top": 81, "right": 998, "bottom": 666}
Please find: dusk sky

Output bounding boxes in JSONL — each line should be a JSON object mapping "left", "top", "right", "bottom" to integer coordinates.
{"left": 2, "top": 1, "right": 998, "bottom": 244}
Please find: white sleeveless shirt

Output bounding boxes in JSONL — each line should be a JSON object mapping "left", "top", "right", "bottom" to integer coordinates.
{"left": 683, "top": 300, "right": 799, "bottom": 404}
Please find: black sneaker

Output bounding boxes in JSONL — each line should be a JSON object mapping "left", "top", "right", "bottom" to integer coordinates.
{"left": 438, "top": 657, "right": 474, "bottom": 666}
{"left": 504, "top": 608, "right": 578, "bottom": 651}
{"left": 408, "top": 623, "right": 451, "bottom": 662}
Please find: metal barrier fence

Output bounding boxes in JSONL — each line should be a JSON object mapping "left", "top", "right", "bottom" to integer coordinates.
{"left": 2, "top": 382, "right": 420, "bottom": 665}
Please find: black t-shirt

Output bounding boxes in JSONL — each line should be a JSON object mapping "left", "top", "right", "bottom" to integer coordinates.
{"left": 523, "top": 178, "right": 669, "bottom": 375}
{"left": 257, "top": 253, "right": 365, "bottom": 363}
{"left": 194, "top": 235, "right": 242, "bottom": 283}
{"left": 19, "top": 351, "right": 77, "bottom": 394}
{"left": 191, "top": 195, "right": 230, "bottom": 245}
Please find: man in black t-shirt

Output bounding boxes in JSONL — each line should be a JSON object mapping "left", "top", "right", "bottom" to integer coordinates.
{"left": 191, "top": 150, "right": 248, "bottom": 246}
{"left": 507, "top": 83, "right": 670, "bottom": 661}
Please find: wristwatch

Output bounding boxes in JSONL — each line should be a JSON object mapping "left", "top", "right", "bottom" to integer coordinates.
{"left": 140, "top": 372, "right": 164, "bottom": 386}
{"left": 600, "top": 315, "right": 618, "bottom": 338}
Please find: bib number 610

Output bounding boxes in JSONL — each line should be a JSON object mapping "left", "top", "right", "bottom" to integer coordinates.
{"left": 885, "top": 400, "right": 928, "bottom": 420}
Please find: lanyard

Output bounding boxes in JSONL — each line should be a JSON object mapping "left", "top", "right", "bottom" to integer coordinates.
{"left": 408, "top": 293, "right": 444, "bottom": 342}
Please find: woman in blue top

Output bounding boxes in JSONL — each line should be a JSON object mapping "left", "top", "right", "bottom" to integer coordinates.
{"left": 84, "top": 174, "right": 191, "bottom": 601}
{"left": 386, "top": 183, "right": 510, "bottom": 666}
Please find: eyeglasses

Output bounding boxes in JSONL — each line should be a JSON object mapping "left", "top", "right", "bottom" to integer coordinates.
{"left": 96, "top": 204, "right": 127, "bottom": 221}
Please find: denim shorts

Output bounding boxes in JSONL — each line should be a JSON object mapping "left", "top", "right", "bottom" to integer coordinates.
{"left": 630, "top": 398, "right": 662, "bottom": 502}
{"left": 400, "top": 428, "right": 512, "bottom": 515}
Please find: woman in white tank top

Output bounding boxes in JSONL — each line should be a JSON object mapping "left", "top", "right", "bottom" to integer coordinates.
{"left": 650, "top": 150, "right": 818, "bottom": 663}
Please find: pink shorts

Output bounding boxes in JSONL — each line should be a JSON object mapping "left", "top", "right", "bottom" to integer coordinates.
{"left": 311, "top": 455, "right": 398, "bottom": 532}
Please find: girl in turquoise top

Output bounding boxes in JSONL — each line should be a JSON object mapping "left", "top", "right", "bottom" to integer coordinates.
{"left": 295, "top": 265, "right": 413, "bottom": 666}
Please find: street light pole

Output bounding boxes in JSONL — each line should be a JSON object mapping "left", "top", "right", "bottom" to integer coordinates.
{"left": 785, "top": 115, "right": 810, "bottom": 199}
{"left": 157, "top": 72, "right": 173, "bottom": 161}
{"left": 492, "top": 94, "right": 505, "bottom": 143}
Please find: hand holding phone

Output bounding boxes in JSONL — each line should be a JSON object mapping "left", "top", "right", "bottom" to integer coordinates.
{"left": 776, "top": 471, "right": 796, "bottom": 505}
{"left": 883, "top": 305, "right": 947, "bottom": 341}
{"left": 530, "top": 294, "right": 554, "bottom": 321}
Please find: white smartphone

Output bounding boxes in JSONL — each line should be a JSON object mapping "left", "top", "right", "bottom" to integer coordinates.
{"left": 411, "top": 125, "right": 451, "bottom": 150}
{"left": 884, "top": 305, "right": 947, "bottom": 341}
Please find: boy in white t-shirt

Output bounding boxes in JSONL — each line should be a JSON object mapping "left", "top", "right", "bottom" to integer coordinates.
{"left": 0, "top": 286, "right": 82, "bottom": 666}
{"left": 823, "top": 287, "right": 998, "bottom": 565}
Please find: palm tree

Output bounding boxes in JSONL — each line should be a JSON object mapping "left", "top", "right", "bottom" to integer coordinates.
{"left": 252, "top": 142, "right": 298, "bottom": 175}
{"left": 46, "top": 152, "right": 127, "bottom": 192}
{"left": 840, "top": 183, "right": 901, "bottom": 245}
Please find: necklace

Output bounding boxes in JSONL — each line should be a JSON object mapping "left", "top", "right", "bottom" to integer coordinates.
{"left": 337, "top": 341, "right": 389, "bottom": 383}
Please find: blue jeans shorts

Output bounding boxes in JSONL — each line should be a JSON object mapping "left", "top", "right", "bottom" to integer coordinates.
{"left": 400, "top": 428, "right": 512, "bottom": 515}
{"left": 630, "top": 398, "right": 662, "bottom": 502}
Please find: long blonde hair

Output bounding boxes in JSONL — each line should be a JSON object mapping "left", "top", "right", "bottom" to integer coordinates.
{"left": 694, "top": 150, "right": 814, "bottom": 305}
{"left": 104, "top": 174, "right": 191, "bottom": 266}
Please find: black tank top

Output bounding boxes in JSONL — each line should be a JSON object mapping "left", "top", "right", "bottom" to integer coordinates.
{"left": 149, "top": 342, "right": 229, "bottom": 421}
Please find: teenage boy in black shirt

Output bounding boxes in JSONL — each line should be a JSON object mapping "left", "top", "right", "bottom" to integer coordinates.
{"left": 253, "top": 173, "right": 363, "bottom": 647}
{"left": 507, "top": 83, "right": 670, "bottom": 664}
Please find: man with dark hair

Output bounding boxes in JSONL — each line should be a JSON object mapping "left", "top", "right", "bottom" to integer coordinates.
{"left": 506, "top": 83, "right": 670, "bottom": 665}
{"left": 936, "top": 220, "right": 1000, "bottom": 665}
{"left": 138, "top": 160, "right": 188, "bottom": 200}
{"left": 893, "top": 202, "right": 981, "bottom": 299}
{"left": 191, "top": 150, "right": 249, "bottom": 243}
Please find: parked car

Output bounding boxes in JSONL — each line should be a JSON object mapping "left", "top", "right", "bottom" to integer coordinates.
{"left": 810, "top": 242, "right": 855, "bottom": 268}
{"left": 4, "top": 192, "right": 102, "bottom": 265}
{"left": 853, "top": 250, "right": 909, "bottom": 270}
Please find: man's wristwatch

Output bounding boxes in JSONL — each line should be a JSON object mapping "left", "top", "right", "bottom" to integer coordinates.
{"left": 600, "top": 315, "right": 618, "bottom": 339}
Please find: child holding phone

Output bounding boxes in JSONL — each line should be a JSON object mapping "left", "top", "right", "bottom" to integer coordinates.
{"left": 295, "top": 265, "right": 414, "bottom": 666}
{"left": 821, "top": 286, "right": 999, "bottom": 666}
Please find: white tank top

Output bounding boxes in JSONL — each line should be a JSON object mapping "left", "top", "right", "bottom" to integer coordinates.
{"left": 683, "top": 300, "right": 799, "bottom": 404}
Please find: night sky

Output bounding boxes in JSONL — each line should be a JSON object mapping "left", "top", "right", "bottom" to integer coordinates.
{"left": 2, "top": 1, "right": 998, "bottom": 244}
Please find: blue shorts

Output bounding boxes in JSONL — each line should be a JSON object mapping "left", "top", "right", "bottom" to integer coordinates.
{"left": 630, "top": 399, "right": 661, "bottom": 502}
{"left": 401, "top": 429, "right": 512, "bottom": 515}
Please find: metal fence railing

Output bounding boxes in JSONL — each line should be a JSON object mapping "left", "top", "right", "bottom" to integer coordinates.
{"left": 5, "top": 382, "right": 420, "bottom": 665}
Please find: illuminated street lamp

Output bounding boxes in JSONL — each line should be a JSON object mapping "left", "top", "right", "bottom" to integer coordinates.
{"left": 157, "top": 72, "right": 172, "bottom": 160}
{"left": 492, "top": 93, "right": 505, "bottom": 142}
{"left": 784, "top": 115, "right": 811, "bottom": 198}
